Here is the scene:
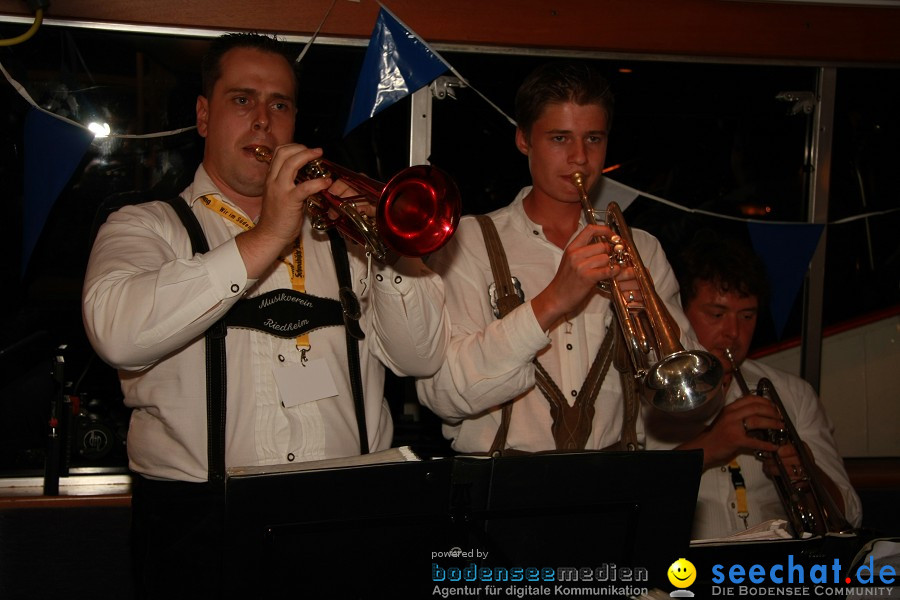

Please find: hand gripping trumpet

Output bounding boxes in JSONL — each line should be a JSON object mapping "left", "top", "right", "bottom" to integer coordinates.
{"left": 725, "top": 349, "right": 854, "bottom": 536}
{"left": 572, "top": 172, "right": 723, "bottom": 414}
{"left": 254, "top": 146, "right": 461, "bottom": 263}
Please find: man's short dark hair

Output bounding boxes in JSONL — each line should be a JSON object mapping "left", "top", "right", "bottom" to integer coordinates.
{"left": 675, "top": 231, "right": 770, "bottom": 309}
{"left": 200, "top": 32, "right": 297, "bottom": 98}
{"left": 514, "top": 61, "right": 614, "bottom": 139}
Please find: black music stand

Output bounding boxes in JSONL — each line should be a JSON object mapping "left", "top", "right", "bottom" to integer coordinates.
{"left": 224, "top": 449, "right": 702, "bottom": 598}
{"left": 225, "top": 457, "right": 456, "bottom": 598}
{"left": 451, "top": 450, "right": 702, "bottom": 584}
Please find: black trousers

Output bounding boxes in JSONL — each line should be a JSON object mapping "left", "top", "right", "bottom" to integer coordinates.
{"left": 130, "top": 475, "right": 225, "bottom": 600}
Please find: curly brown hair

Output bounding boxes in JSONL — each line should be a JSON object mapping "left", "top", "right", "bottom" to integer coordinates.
{"left": 675, "top": 231, "right": 771, "bottom": 309}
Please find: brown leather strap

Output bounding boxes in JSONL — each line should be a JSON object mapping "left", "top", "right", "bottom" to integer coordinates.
{"left": 534, "top": 329, "right": 615, "bottom": 451}
{"left": 477, "top": 216, "right": 517, "bottom": 456}
{"left": 487, "top": 404, "right": 513, "bottom": 457}
{"left": 475, "top": 215, "right": 615, "bottom": 454}
{"left": 611, "top": 318, "right": 641, "bottom": 451}
{"left": 477, "top": 215, "right": 521, "bottom": 318}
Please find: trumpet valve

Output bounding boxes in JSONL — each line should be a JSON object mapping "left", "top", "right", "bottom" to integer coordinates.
{"left": 770, "top": 428, "right": 790, "bottom": 445}
{"left": 303, "top": 159, "right": 331, "bottom": 181}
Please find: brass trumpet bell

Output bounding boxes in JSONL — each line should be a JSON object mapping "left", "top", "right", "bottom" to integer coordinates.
{"left": 378, "top": 164, "right": 460, "bottom": 257}
{"left": 254, "top": 147, "right": 461, "bottom": 262}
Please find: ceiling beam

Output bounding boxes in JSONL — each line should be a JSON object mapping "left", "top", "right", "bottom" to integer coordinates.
{"left": 3, "top": 0, "right": 900, "bottom": 64}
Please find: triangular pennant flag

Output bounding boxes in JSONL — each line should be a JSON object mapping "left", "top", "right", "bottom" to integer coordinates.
{"left": 747, "top": 222, "right": 825, "bottom": 339}
{"left": 22, "top": 107, "right": 93, "bottom": 274}
{"left": 344, "top": 8, "right": 449, "bottom": 136}
{"left": 591, "top": 176, "right": 640, "bottom": 214}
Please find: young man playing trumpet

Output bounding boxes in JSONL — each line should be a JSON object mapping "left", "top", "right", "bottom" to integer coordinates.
{"left": 655, "top": 233, "right": 862, "bottom": 540}
{"left": 416, "top": 61, "right": 704, "bottom": 454}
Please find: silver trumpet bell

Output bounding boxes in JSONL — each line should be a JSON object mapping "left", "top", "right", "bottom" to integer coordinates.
{"left": 572, "top": 172, "right": 724, "bottom": 415}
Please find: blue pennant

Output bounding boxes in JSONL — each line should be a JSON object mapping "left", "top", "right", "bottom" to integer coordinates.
{"left": 344, "top": 8, "right": 449, "bottom": 136}
{"left": 747, "top": 222, "right": 825, "bottom": 339}
{"left": 23, "top": 108, "right": 93, "bottom": 274}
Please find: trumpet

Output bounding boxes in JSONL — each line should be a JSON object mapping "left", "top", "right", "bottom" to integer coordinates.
{"left": 572, "top": 172, "right": 723, "bottom": 414}
{"left": 725, "top": 349, "right": 854, "bottom": 536}
{"left": 254, "top": 146, "right": 461, "bottom": 263}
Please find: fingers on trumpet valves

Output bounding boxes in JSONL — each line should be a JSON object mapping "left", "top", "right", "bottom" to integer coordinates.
{"left": 606, "top": 255, "right": 619, "bottom": 275}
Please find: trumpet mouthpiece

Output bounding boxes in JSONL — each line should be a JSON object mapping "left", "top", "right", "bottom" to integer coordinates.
{"left": 724, "top": 348, "right": 737, "bottom": 365}
{"left": 254, "top": 146, "right": 273, "bottom": 163}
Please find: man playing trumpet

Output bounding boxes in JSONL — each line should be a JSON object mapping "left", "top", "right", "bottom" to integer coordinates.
{"left": 656, "top": 233, "right": 861, "bottom": 540}
{"left": 82, "top": 32, "right": 449, "bottom": 598}
{"left": 416, "top": 61, "right": 703, "bottom": 454}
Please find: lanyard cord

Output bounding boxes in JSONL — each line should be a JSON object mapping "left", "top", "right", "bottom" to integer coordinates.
{"left": 727, "top": 459, "right": 750, "bottom": 529}
{"left": 199, "top": 195, "right": 309, "bottom": 352}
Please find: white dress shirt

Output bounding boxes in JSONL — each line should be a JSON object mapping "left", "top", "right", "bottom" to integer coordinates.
{"left": 415, "top": 186, "right": 701, "bottom": 453}
{"left": 82, "top": 165, "right": 449, "bottom": 482}
{"left": 646, "top": 358, "right": 863, "bottom": 540}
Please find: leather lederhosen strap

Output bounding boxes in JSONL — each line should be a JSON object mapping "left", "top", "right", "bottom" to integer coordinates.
{"left": 475, "top": 215, "right": 620, "bottom": 455}
{"left": 612, "top": 312, "right": 642, "bottom": 452}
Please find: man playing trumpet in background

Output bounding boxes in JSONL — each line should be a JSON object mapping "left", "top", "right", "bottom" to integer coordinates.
{"left": 654, "top": 233, "right": 862, "bottom": 540}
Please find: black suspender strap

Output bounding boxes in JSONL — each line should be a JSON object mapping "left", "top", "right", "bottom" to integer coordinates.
{"left": 161, "top": 197, "right": 371, "bottom": 485}
{"left": 163, "top": 197, "right": 227, "bottom": 489}
{"left": 326, "top": 228, "right": 369, "bottom": 455}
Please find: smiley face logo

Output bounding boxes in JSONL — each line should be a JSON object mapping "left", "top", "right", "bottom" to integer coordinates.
{"left": 667, "top": 558, "right": 697, "bottom": 588}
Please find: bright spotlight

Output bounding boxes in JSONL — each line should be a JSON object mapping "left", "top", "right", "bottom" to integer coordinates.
{"left": 88, "top": 122, "right": 111, "bottom": 138}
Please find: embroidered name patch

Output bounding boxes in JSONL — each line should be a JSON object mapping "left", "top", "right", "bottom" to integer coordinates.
{"left": 223, "top": 289, "right": 344, "bottom": 338}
